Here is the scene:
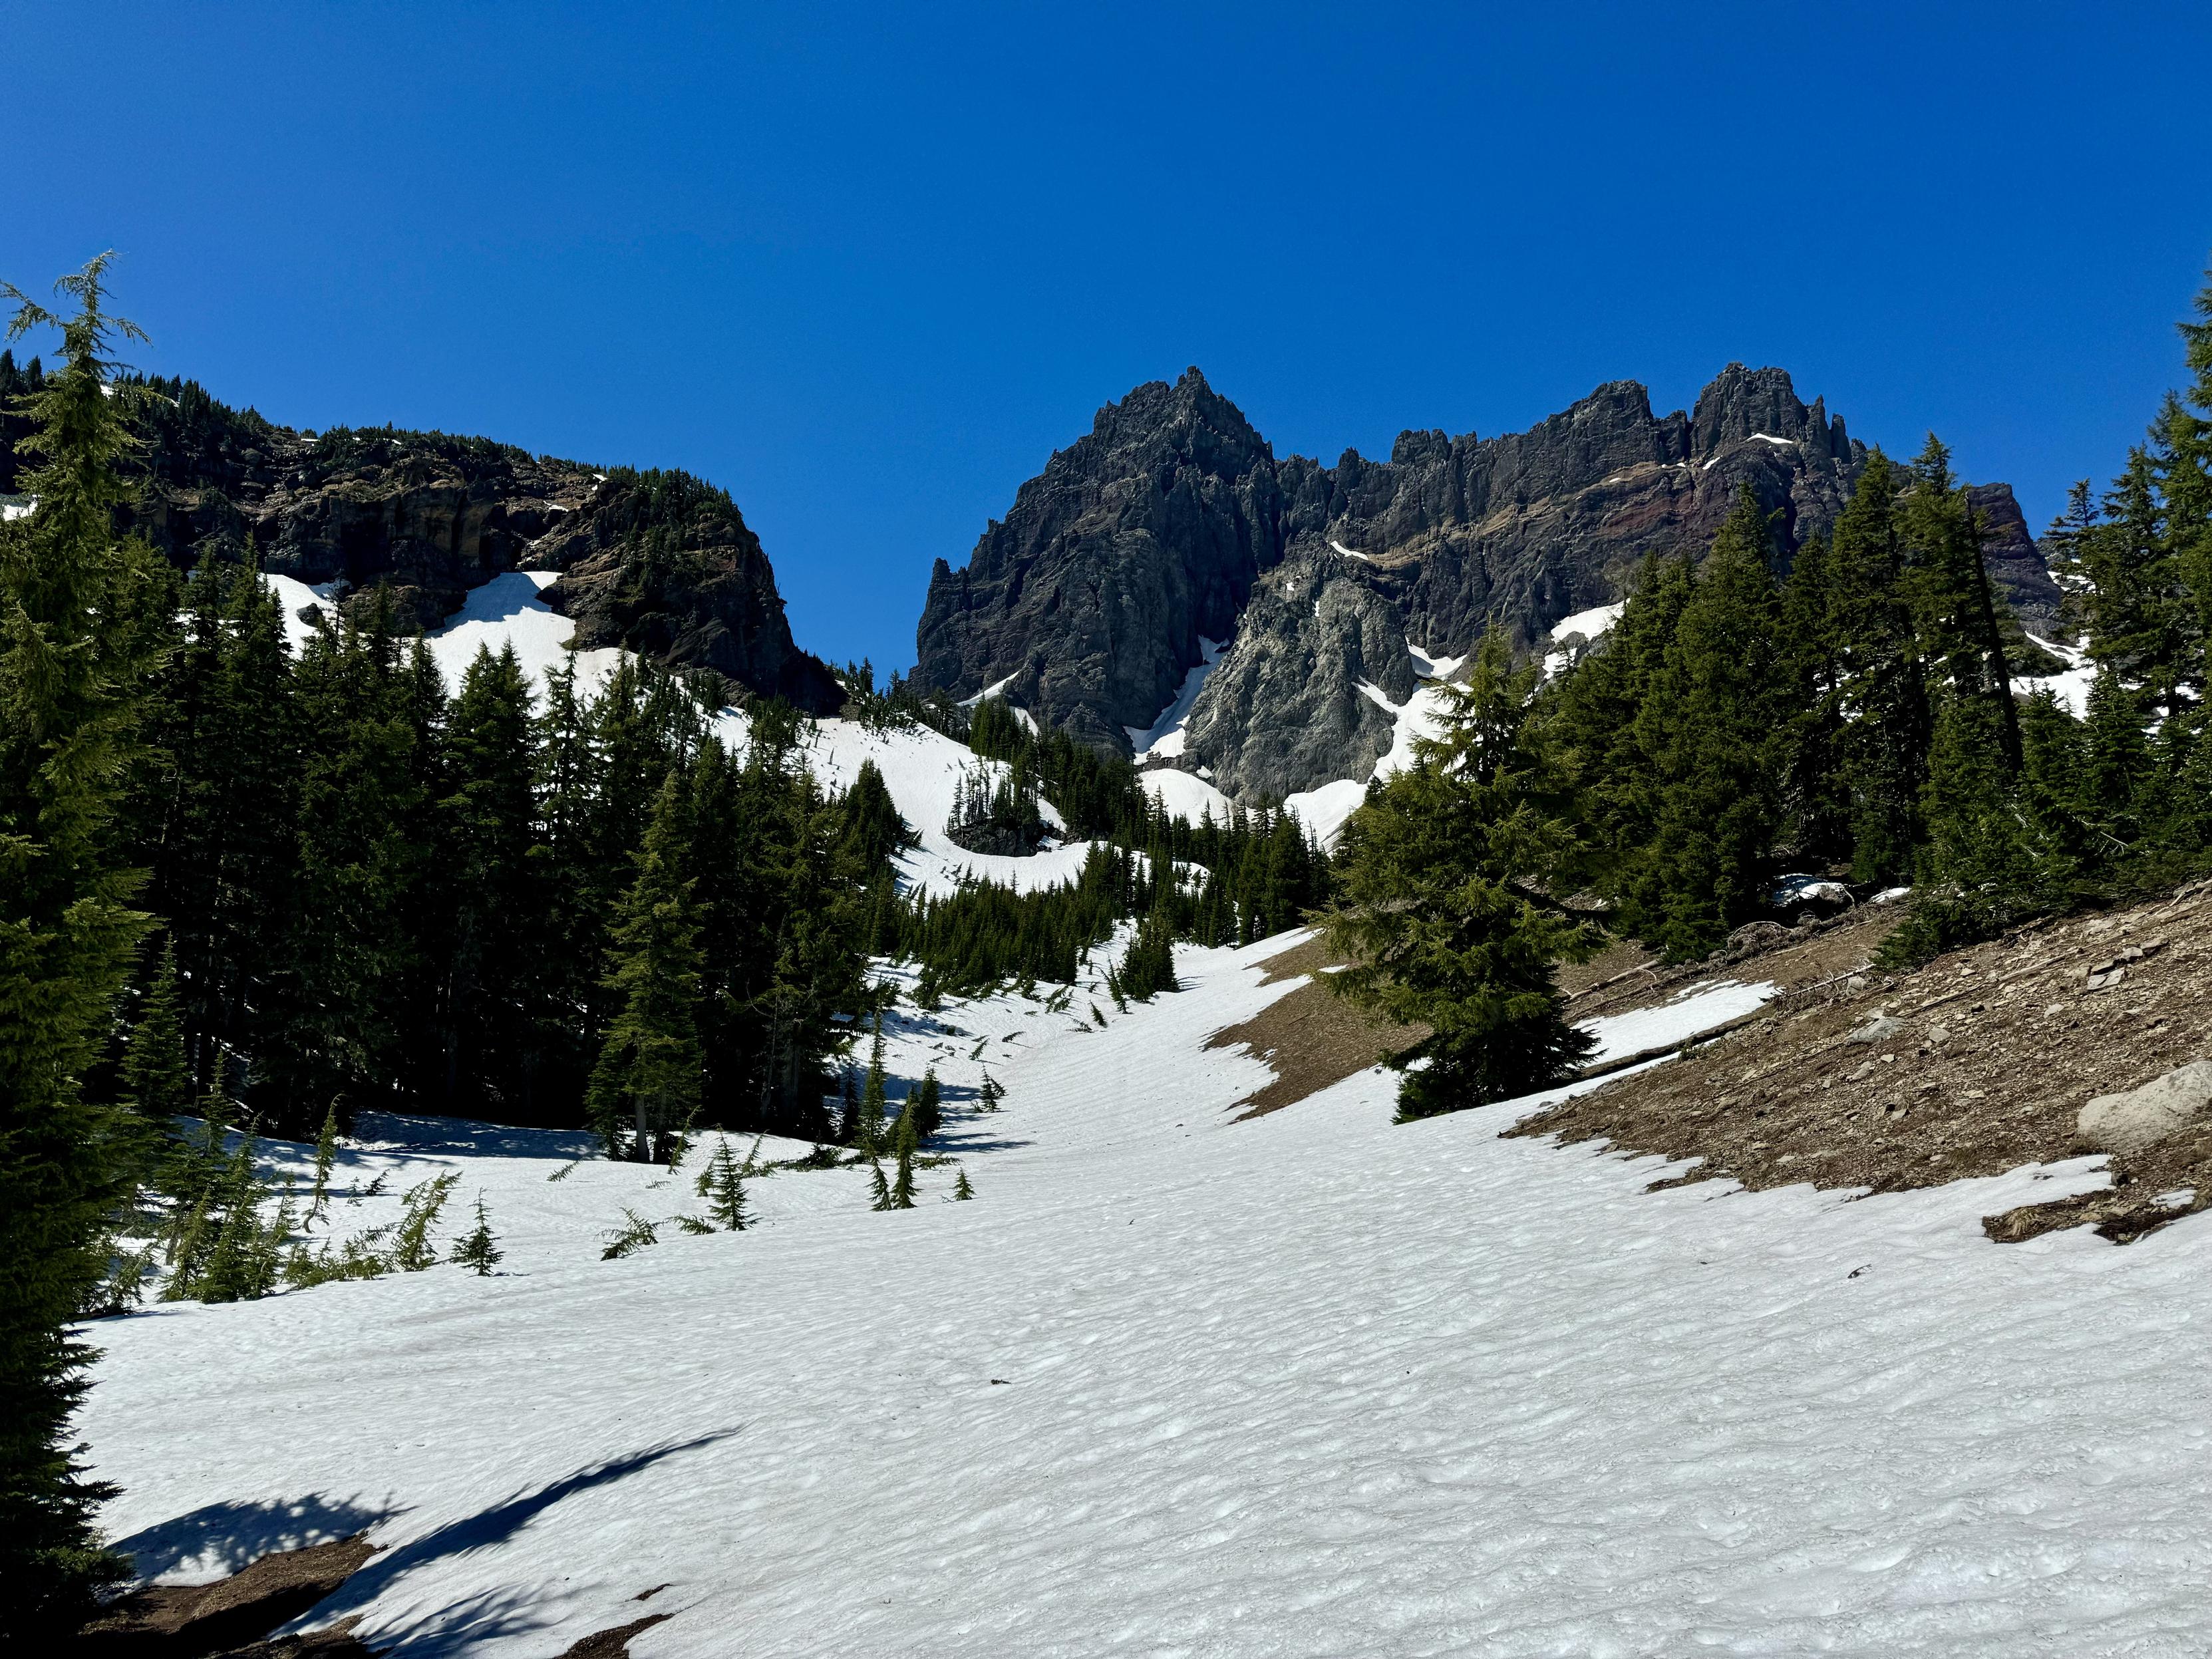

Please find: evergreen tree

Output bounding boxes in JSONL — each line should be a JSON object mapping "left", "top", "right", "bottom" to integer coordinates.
{"left": 952, "top": 1166, "right": 975, "bottom": 1201}
{"left": 450, "top": 1193, "right": 503, "bottom": 1275}
{"left": 890, "top": 1100, "right": 918, "bottom": 1209}
{"left": 2162, "top": 263, "right": 2212, "bottom": 694}
{"left": 1325, "top": 624, "right": 1601, "bottom": 1119}
{"left": 432, "top": 644, "right": 542, "bottom": 1114}
{"left": 701, "top": 1138, "right": 750, "bottom": 1231}
{"left": 1883, "top": 694, "right": 2054, "bottom": 962}
{"left": 0, "top": 255, "right": 164, "bottom": 1634}
{"left": 911, "top": 1068, "right": 942, "bottom": 1141}
{"left": 977, "top": 1068, "right": 1003, "bottom": 1113}
{"left": 1775, "top": 534, "right": 1851, "bottom": 863}
{"left": 858, "top": 1016, "right": 888, "bottom": 1155}
{"left": 120, "top": 939, "right": 190, "bottom": 1129}
{"left": 868, "top": 1157, "right": 894, "bottom": 1211}
{"left": 1827, "top": 452, "right": 1933, "bottom": 882}
{"left": 584, "top": 772, "right": 706, "bottom": 1161}
{"left": 1617, "top": 488, "right": 1791, "bottom": 957}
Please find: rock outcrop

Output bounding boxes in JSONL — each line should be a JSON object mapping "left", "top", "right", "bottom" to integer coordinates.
{"left": 110, "top": 374, "right": 842, "bottom": 710}
{"left": 912, "top": 369, "right": 1286, "bottom": 750}
{"left": 921, "top": 363, "right": 2014, "bottom": 798}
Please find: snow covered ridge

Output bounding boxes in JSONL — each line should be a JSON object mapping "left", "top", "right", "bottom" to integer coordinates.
{"left": 80, "top": 929, "right": 2212, "bottom": 1657}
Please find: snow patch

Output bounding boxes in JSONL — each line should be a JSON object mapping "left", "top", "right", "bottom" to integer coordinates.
{"left": 1139, "top": 767, "right": 1233, "bottom": 823}
{"left": 1773, "top": 873, "right": 1853, "bottom": 909}
{"left": 1125, "top": 638, "right": 1225, "bottom": 761}
{"left": 1329, "top": 538, "right": 1375, "bottom": 563}
{"left": 1285, "top": 641, "right": 1466, "bottom": 847}
{"left": 1549, "top": 602, "right": 1625, "bottom": 644}
{"left": 2016, "top": 634, "right": 2096, "bottom": 720}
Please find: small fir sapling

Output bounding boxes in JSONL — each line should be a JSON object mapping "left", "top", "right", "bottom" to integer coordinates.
{"left": 700, "top": 1139, "right": 750, "bottom": 1231}
{"left": 601, "top": 1208, "right": 661, "bottom": 1260}
{"left": 859, "top": 1017, "right": 889, "bottom": 1154}
{"left": 978, "top": 1070, "right": 1004, "bottom": 1113}
{"left": 305, "top": 1106, "right": 340, "bottom": 1227}
{"left": 450, "top": 1193, "right": 503, "bottom": 1275}
{"left": 912, "top": 1068, "right": 942, "bottom": 1139}
{"left": 952, "top": 1167, "right": 975, "bottom": 1201}
{"left": 393, "top": 1173, "right": 460, "bottom": 1271}
{"left": 868, "top": 1158, "right": 894, "bottom": 1211}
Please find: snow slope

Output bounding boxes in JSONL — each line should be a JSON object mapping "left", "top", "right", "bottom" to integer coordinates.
{"left": 2018, "top": 633, "right": 2096, "bottom": 718}
{"left": 420, "top": 571, "right": 625, "bottom": 700}
{"left": 1125, "top": 638, "right": 1226, "bottom": 760}
{"left": 80, "top": 941, "right": 2212, "bottom": 1658}
{"left": 1140, "top": 765, "right": 1234, "bottom": 823}
{"left": 780, "top": 714, "right": 1094, "bottom": 899}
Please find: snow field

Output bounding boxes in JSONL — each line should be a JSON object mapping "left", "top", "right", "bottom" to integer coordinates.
{"left": 80, "top": 935, "right": 2212, "bottom": 1658}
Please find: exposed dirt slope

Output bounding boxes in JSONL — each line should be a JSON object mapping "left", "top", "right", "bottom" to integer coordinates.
{"left": 1513, "top": 883, "right": 2212, "bottom": 1243}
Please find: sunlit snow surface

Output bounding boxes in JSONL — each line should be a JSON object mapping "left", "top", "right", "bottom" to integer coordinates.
{"left": 420, "top": 571, "right": 625, "bottom": 700}
{"left": 80, "top": 934, "right": 2211, "bottom": 1658}
{"left": 2016, "top": 634, "right": 2096, "bottom": 718}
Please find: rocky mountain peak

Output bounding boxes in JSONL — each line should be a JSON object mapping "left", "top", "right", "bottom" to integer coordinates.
{"left": 913, "top": 368, "right": 1288, "bottom": 749}
{"left": 917, "top": 359, "right": 2054, "bottom": 805}
{"left": 1690, "top": 363, "right": 1850, "bottom": 461}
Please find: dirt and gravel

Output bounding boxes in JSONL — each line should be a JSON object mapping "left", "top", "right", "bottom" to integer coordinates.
{"left": 1513, "top": 883, "right": 2212, "bottom": 1244}
{"left": 75, "top": 1536, "right": 677, "bottom": 1657}
{"left": 1216, "top": 887, "right": 2212, "bottom": 1245}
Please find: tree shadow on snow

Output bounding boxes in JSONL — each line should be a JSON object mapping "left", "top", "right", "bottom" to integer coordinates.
{"left": 315, "top": 1431, "right": 739, "bottom": 1638}
{"left": 933, "top": 1130, "right": 1032, "bottom": 1153}
{"left": 349, "top": 1111, "right": 605, "bottom": 1161}
{"left": 112, "top": 1492, "right": 398, "bottom": 1583}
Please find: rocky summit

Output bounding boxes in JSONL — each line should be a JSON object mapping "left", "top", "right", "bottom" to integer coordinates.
{"left": 51, "top": 371, "right": 842, "bottom": 712}
{"left": 914, "top": 366, "right": 2063, "bottom": 801}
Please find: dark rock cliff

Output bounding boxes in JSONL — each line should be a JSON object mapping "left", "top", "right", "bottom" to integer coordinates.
{"left": 102, "top": 372, "right": 841, "bottom": 711}
{"left": 913, "top": 369, "right": 1287, "bottom": 750}
{"left": 917, "top": 364, "right": 2054, "bottom": 800}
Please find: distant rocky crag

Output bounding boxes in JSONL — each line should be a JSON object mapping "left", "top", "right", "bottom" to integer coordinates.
{"left": 913, "top": 365, "right": 2062, "bottom": 800}
{"left": 0, "top": 353, "right": 841, "bottom": 712}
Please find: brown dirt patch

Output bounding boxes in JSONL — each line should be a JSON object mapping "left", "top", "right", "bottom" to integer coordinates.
{"left": 1208, "top": 935, "right": 1426, "bottom": 1119}
{"left": 1216, "top": 916, "right": 1890, "bottom": 1124}
{"left": 560, "top": 1613, "right": 673, "bottom": 1658}
{"left": 1209, "top": 975, "right": 1428, "bottom": 1120}
{"left": 1509, "top": 882, "right": 2212, "bottom": 1243}
{"left": 77, "top": 1536, "right": 377, "bottom": 1657}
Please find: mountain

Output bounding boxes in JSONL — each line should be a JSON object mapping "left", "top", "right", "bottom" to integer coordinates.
{"left": 0, "top": 356, "right": 844, "bottom": 712}
{"left": 914, "top": 367, "right": 2064, "bottom": 801}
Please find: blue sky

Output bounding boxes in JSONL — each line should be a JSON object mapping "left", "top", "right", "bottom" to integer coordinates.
{"left": 8, "top": 2, "right": 2209, "bottom": 673}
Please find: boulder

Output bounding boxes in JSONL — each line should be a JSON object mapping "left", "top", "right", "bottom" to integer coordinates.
{"left": 2078, "top": 1062, "right": 2212, "bottom": 1157}
{"left": 1847, "top": 1015, "right": 1906, "bottom": 1045}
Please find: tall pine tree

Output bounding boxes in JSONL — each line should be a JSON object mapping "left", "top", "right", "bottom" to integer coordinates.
{"left": 585, "top": 771, "right": 706, "bottom": 1161}
{"left": 0, "top": 255, "right": 164, "bottom": 1638}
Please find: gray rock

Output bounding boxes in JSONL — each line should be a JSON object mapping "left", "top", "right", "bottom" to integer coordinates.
{"left": 2078, "top": 1061, "right": 2212, "bottom": 1157}
{"left": 114, "top": 386, "right": 842, "bottom": 710}
{"left": 912, "top": 368, "right": 1287, "bottom": 751}
{"left": 915, "top": 361, "right": 2052, "bottom": 800}
{"left": 1847, "top": 1015, "right": 1907, "bottom": 1045}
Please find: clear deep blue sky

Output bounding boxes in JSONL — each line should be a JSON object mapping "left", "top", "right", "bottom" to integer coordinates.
{"left": 9, "top": 3, "right": 2210, "bottom": 673}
